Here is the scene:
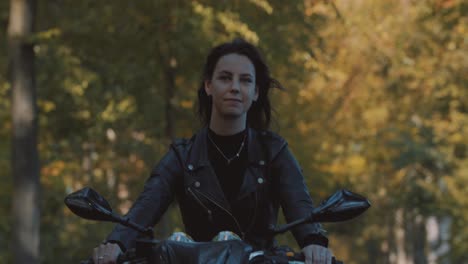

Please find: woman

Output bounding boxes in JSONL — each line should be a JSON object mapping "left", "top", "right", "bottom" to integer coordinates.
{"left": 93, "top": 39, "right": 333, "bottom": 264}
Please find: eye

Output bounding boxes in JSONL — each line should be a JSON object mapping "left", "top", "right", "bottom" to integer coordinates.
{"left": 218, "top": 75, "right": 231, "bottom": 81}
{"left": 241, "top": 77, "right": 253, "bottom": 83}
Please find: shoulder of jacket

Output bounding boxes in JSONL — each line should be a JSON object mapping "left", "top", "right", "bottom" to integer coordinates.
{"left": 172, "top": 138, "right": 191, "bottom": 146}
{"left": 258, "top": 130, "right": 287, "bottom": 145}
{"left": 256, "top": 129, "right": 288, "bottom": 159}
{"left": 170, "top": 128, "right": 206, "bottom": 155}
{"left": 164, "top": 137, "right": 193, "bottom": 171}
{"left": 170, "top": 137, "right": 194, "bottom": 155}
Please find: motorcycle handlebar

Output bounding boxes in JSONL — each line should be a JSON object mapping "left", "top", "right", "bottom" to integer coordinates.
{"left": 79, "top": 248, "right": 136, "bottom": 264}
{"left": 281, "top": 252, "right": 343, "bottom": 264}
{"left": 76, "top": 250, "right": 344, "bottom": 264}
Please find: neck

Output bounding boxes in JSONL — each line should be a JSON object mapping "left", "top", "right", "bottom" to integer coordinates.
{"left": 209, "top": 114, "right": 246, "bottom": 136}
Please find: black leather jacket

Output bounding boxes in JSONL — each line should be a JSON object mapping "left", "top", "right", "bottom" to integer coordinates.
{"left": 107, "top": 127, "right": 327, "bottom": 250}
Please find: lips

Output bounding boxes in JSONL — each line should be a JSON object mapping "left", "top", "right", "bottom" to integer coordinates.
{"left": 224, "top": 98, "right": 242, "bottom": 102}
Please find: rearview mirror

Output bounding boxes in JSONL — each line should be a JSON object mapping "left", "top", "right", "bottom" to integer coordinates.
{"left": 312, "top": 189, "right": 371, "bottom": 222}
{"left": 64, "top": 187, "right": 116, "bottom": 222}
{"left": 64, "top": 187, "right": 154, "bottom": 237}
{"left": 271, "top": 189, "right": 371, "bottom": 235}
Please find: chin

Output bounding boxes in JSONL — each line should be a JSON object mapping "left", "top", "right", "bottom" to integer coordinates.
{"left": 221, "top": 112, "right": 244, "bottom": 120}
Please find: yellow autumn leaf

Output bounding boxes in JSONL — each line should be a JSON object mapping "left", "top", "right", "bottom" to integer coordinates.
{"left": 344, "top": 155, "right": 367, "bottom": 175}
{"left": 362, "top": 106, "right": 389, "bottom": 126}
{"left": 180, "top": 100, "right": 193, "bottom": 109}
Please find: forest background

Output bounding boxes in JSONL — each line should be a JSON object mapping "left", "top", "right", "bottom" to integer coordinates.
{"left": 1, "top": 0, "right": 467, "bottom": 263}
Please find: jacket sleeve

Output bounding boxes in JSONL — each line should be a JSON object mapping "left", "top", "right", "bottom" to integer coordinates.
{"left": 105, "top": 148, "right": 182, "bottom": 251}
{"left": 271, "top": 144, "right": 328, "bottom": 248}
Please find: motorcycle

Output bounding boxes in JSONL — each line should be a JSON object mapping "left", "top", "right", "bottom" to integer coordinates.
{"left": 65, "top": 188, "right": 370, "bottom": 264}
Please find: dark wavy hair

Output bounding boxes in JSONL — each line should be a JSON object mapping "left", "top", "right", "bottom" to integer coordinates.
{"left": 197, "top": 38, "right": 283, "bottom": 130}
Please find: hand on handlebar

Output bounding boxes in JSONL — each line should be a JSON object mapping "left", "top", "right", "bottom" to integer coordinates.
{"left": 302, "top": 244, "right": 333, "bottom": 264}
{"left": 92, "top": 242, "right": 122, "bottom": 264}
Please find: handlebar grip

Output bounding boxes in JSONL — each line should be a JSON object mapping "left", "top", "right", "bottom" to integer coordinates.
{"left": 116, "top": 253, "right": 127, "bottom": 264}
{"left": 80, "top": 253, "right": 128, "bottom": 264}
{"left": 116, "top": 248, "right": 137, "bottom": 264}
{"left": 333, "top": 257, "right": 344, "bottom": 264}
{"left": 80, "top": 258, "right": 93, "bottom": 264}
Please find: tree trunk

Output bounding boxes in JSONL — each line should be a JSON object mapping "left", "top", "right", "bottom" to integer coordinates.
{"left": 427, "top": 216, "right": 451, "bottom": 264}
{"left": 154, "top": 39, "right": 177, "bottom": 238}
{"left": 394, "top": 208, "right": 410, "bottom": 264}
{"left": 164, "top": 63, "right": 176, "bottom": 141}
{"left": 7, "top": 0, "right": 39, "bottom": 263}
{"left": 411, "top": 214, "right": 428, "bottom": 264}
{"left": 153, "top": 0, "right": 180, "bottom": 240}
{"left": 153, "top": 63, "right": 176, "bottom": 239}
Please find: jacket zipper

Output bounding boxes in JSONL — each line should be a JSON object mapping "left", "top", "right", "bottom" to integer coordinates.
{"left": 244, "top": 191, "right": 258, "bottom": 235}
{"left": 187, "top": 187, "right": 213, "bottom": 222}
{"left": 192, "top": 188, "right": 245, "bottom": 239}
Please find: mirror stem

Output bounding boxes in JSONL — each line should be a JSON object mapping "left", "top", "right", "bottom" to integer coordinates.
{"left": 117, "top": 215, "right": 154, "bottom": 238}
{"left": 270, "top": 214, "right": 314, "bottom": 235}
{"left": 88, "top": 200, "right": 154, "bottom": 238}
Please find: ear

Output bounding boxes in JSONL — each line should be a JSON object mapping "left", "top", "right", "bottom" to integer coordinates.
{"left": 204, "top": 80, "right": 212, "bottom": 96}
{"left": 253, "top": 86, "right": 259, "bottom": 101}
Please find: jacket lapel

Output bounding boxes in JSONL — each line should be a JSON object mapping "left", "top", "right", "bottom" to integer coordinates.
{"left": 237, "top": 128, "right": 268, "bottom": 201}
{"left": 186, "top": 127, "right": 231, "bottom": 210}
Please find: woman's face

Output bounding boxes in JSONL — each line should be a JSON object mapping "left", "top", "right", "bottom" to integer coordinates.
{"left": 205, "top": 53, "right": 258, "bottom": 121}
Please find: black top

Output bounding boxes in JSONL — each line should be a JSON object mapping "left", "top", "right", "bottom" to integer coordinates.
{"left": 207, "top": 128, "right": 248, "bottom": 204}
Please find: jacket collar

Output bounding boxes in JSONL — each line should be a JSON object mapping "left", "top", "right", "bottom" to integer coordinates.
{"left": 187, "top": 126, "right": 266, "bottom": 170}
{"left": 187, "top": 126, "right": 210, "bottom": 169}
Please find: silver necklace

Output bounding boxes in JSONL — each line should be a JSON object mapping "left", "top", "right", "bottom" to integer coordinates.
{"left": 207, "top": 133, "right": 247, "bottom": 165}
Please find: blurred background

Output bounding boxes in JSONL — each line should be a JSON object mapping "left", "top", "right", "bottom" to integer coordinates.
{"left": 1, "top": 0, "right": 467, "bottom": 263}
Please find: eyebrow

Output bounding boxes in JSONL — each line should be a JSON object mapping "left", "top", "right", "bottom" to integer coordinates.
{"left": 217, "top": 70, "right": 253, "bottom": 78}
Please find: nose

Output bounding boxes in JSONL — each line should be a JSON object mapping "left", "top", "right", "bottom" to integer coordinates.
{"left": 230, "top": 79, "right": 240, "bottom": 93}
